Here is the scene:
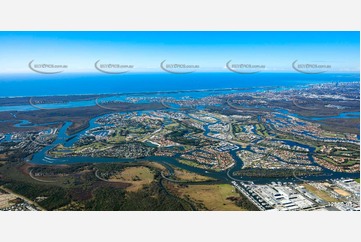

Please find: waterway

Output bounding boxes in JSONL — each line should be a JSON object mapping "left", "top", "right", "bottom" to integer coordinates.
{"left": 1, "top": 85, "right": 359, "bottom": 183}
{"left": 23, "top": 107, "right": 359, "bottom": 184}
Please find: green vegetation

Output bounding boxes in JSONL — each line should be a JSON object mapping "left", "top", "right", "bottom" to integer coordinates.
{"left": 231, "top": 123, "right": 242, "bottom": 134}
{"left": 172, "top": 167, "right": 215, "bottom": 182}
{"left": 95, "top": 163, "right": 126, "bottom": 174}
{"left": 178, "top": 159, "right": 207, "bottom": 169}
{"left": 320, "top": 118, "right": 360, "bottom": 135}
{"left": 31, "top": 163, "right": 92, "bottom": 175}
{"left": 166, "top": 130, "right": 200, "bottom": 146}
{"left": 3, "top": 181, "right": 70, "bottom": 210}
{"left": 317, "top": 155, "right": 359, "bottom": 166}
{"left": 255, "top": 123, "right": 269, "bottom": 136}
{"left": 85, "top": 187, "right": 125, "bottom": 210}
{"left": 85, "top": 180, "right": 189, "bottom": 211}
{"left": 234, "top": 168, "right": 322, "bottom": 178}
{"left": 107, "top": 166, "right": 155, "bottom": 192}
{"left": 165, "top": 123, "right": 203, "bottom": 146}
{"left": 108, "top": 129, "right": 126, "bottom": 143}
{"left": 0, "top": 161, "right": 191, "bottom": 210}
{"left": 121, "top": 183, "right": 187, "bottom": 211}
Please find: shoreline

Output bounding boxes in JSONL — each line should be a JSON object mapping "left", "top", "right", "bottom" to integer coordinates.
{"left": 0, "top": 78, "right": 359, "bottom": 99}
{"left": 1, "top": 80, "right": 359, "bottom": 100}
{"left": 0, "top": 86, "right": 268, "bottom": 99}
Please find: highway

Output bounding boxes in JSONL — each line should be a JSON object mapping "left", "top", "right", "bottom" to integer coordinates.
{"left": 0, "top": 186, "right": 46, "bottom": 211}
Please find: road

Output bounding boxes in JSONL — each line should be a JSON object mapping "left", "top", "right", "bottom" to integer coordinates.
{"left": 0, "top": 186, "right": 46, "bottom": 211}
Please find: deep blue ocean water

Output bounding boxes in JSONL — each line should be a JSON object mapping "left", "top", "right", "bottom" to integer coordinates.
{"left": 0, "top": 72, "right": 359, "bottom": 97}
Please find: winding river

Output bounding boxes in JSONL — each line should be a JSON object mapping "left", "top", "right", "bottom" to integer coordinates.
{"left": 25, "top": 107, "right": 360, "bottom": 184}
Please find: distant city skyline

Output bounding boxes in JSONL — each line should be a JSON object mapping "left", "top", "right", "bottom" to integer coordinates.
{"left": 0, "top": 31, "right": 359, "bottom": 74}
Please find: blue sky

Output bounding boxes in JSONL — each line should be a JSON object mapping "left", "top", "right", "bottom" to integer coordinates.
{"left": 0, "top": 31, "right": 359, "bottom": 73}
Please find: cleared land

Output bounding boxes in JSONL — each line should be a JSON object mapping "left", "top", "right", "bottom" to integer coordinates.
{"left": 108, "top": 166, "right": 154, "bottom": 192}
{"left": 333, "top": 188, "right": 350, "bottom": 197}
{"left": 177, "top": 184, "right": 247, "bottom": 211}
{"left": 0, "top": 192, "right": 18, "bottom": 209}
{"left": 303, "top": 183, "right": 340, "bottom": 202}
{"left": 0, "top": 186, "right": 45, "bottom": 210}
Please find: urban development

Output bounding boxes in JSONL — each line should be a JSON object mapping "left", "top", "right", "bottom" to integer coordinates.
{"left": 0, "top": 82, "right": 359, "bottom": 211}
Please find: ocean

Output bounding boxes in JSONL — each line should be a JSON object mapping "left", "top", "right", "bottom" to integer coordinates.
{"left": 0, "top": 72, "right": 359, "bottom": 97}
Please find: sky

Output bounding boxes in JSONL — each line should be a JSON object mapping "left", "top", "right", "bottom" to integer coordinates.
{"left": 0, "top": 31, "right": 359, "bottom": 73}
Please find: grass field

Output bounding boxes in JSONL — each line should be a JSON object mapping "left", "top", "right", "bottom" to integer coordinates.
{"left": 144, "top": 162, "right": 167, "bottom": 171}
{"left": 177, "top": 184, "right": 247, "bottom": 211}
{"left": 178, "top": 159, "right": 207, "bottom": 169}
{"left": 108, "top": 134, "right": 126, "bottom": 143}
{"left": 173, "top": 167, "right": 215, "bottom": 182}
{"left": 303, "top": 183, "right": 340, "bottom": 203}
{"left": 108, "top": 166, "right": 154, "bottom": 192}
